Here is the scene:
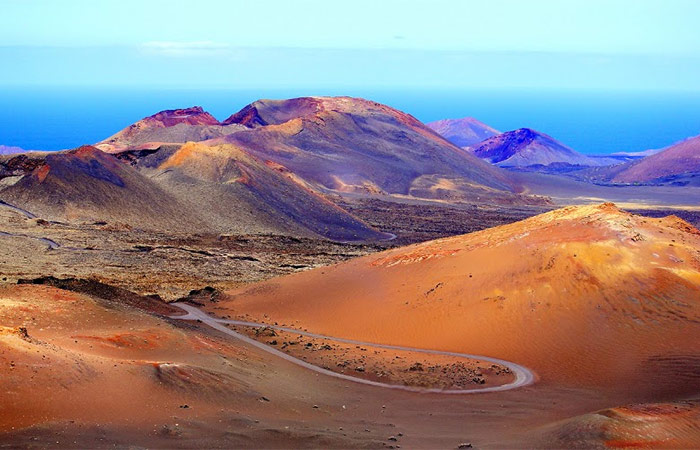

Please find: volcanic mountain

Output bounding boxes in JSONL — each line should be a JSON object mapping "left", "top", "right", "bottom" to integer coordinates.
{"left": 211, "top": 203, "right": 700, "bottom": 397}
{"left": 97, "top": 106, "right": 245, "bottom": 153}
{"left": 0, "top": 144, "right": 387, "bottom": 240}
{"left": 0, "top": 146, "right": 206, "bottom": 231}
{"left": 1, "top": 97, "right": 549, "bottom": 239}
{"left": 217, "top": 97, "right": 531, "bottom": 202}
{"left": 607, "top": 134, "right": 700, "bottom": 185}
{"left": 138, "top": 141, "right": 390, "bottom": 241}
{"left": 426, "top": 117, "right": 500, "bottom": 147}
{"left": 471, "top": 128, "right": 617, "bottom": 168}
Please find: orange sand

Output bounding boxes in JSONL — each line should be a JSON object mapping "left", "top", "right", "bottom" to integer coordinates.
{"left": 212, "top": 203, "right": 700, "bottom": 397}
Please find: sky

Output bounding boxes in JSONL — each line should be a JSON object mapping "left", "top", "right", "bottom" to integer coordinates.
{"left": 1, "top": 0, "right": 700, "bottom": 90}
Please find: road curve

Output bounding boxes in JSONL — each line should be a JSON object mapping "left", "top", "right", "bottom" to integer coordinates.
{"left": 0, "top": 200, "right": 36, "bottom": 219}
{"left": 171, "top": 303, "right": 536, "bottom": 394}
{"left": 0, "top": 231, "right": 59, "bottom": 249}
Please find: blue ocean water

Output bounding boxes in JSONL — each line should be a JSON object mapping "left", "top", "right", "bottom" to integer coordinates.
{"left": 0, "top": 87, "right": 698, "bottom": 154}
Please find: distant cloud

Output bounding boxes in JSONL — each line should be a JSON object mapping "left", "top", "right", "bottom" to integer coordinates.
{"left": 139, "top": 41, "right": 232, "bottom": 57}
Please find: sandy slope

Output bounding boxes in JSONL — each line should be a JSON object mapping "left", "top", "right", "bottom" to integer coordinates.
{"left": 612, "top": 134, "right": 700, "bottom": 184}
{"left": 0, "top": 283, "right": 606, "bottom": 449}
{"left": 0, "top": 283, "right": 389, "bottom": 448}
{"left": 212, "top": 203, "right": 700, "bottom": 397}
{"left": 536, "top": 401, "right": 700, "bottom": 448}
{"left": 3, "top": 204, "right": 700, "bottom": 447}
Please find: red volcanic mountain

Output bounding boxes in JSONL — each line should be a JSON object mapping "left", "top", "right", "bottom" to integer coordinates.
{"left": 471, "top": 128, "right": 616, "bottom": 168}
{"left": 610, "top": 134, "right": 700, "bottom": 184}
{"left": 218, "top": 97, "right": 533, "bottom": 202}
{"left": 426, "top": 117, "right": 500, "bottom": 148}
{"left": 97, "top": 106, "right": 245, "bottom": 153}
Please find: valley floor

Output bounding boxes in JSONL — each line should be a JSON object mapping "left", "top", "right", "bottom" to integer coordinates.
{"left": 2, "top": 190, "right": 700, "bottom": 448}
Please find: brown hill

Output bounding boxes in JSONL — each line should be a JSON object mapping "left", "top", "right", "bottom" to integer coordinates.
{"left": 0, "top": 146, "right": 206, "bottom": 231}
{"left": 0, "top": 283, "right": 265, "bottom": 437}
{"left": 612, "top": 135, "right": 700, "bottom": 184}
{"left": 148, "top": 141, "right": 390, "bottom": 241}
{"left": 0, "top": 144, "right": 388, "bottom": 240}
{"left": 211, "top": 203, "right": 700, "bottom": 397}
{"left": 219, "top": 97, "right": 532, "bottom": 203}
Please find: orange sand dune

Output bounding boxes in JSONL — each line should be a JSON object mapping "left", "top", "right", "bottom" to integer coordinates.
{"left": 213, "top": 203, "right": 700, "bottom": 397}
{"left": 0, "top": 284, "right": 264, "bottom": 433}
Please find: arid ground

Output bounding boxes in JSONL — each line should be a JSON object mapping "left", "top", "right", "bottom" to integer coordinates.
{"left": 2, "top": 198, "right": 700, "bottom": 448}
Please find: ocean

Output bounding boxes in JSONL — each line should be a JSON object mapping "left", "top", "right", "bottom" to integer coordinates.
{"left": 1, "top": 87, "right": 698, "bottom": 154}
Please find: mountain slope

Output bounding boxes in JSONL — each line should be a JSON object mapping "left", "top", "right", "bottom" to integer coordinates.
{"left": 211, "top": 203, "right": 700, "bottom": 396}
{"left": 2, "top": 97, "right": 551, "bottom": 238}
{"left": 0, "top": 146, "right": 207, "bottom": 231}
{"left": 0, "top": 144, "right": 388, "bottom": 240}
{"left": 611, "top": 134, "right": 700, "bottom": 184}
{"left": 97, "top": 107, "right": 245, "bottom": 153}
{"left": 471, "top": 128, "right": 616, "bottom": 168}
{"left": 145, "top": 141, "right": 390, "bottom": 241}
{"left": 426, "top": 117, "right": 500, "bottom": 147}
{"left": 537, "top": 401, "right": 700, "bottom": 448}
{"left": 218, "top": 97, "right": 530, "bottom": 202}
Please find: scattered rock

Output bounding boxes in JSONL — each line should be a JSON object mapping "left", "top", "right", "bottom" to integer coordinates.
{"left": 408, "top": 362, "right": 424, "bottom": 372}
{"left": 255, "top": 327, "right": 277, "bottom": 337}
{"left": 17, "top": 326, "right": 30, "bottom": 341}
{"left": 182, "top": 286, "right": 223, "bottom": 304}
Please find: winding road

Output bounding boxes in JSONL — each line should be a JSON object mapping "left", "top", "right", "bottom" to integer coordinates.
{"left": 171, "top": 303, "right": 535, "bottom": 394}
{"left": 0, "top": 231, "right": 59, "bottom": 249}
{"left": 0, "top": 200, "right": 36, "bottom": 219}
{"left": 0, "top": 200, "right": 60, "bottom": 249}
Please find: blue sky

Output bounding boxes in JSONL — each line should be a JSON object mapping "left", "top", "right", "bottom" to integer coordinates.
{"left": 1, "top": 0, "right": 699, "bottom": 90}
